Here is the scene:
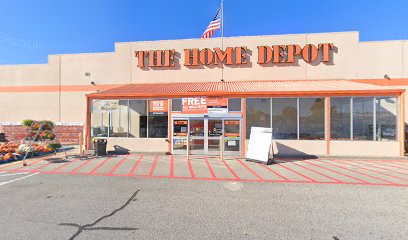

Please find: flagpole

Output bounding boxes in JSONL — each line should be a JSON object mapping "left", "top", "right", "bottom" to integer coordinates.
{"left": 221, "top": 0, "right": 224, "bottom": 40}
{"left": 221, "top": 0, "right": 224, "bottom": 81}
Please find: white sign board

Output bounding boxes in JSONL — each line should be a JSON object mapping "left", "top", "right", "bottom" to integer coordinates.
{"left": 207, "top": 106, "right": 228, "bottom": 114}
{"left": 246, "top": 127, "right": 273, "bottom": 164}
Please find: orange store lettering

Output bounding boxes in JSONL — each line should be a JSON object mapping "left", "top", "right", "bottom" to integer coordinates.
{"left": 134, "top": 43, "right": 335, "bottom": 68}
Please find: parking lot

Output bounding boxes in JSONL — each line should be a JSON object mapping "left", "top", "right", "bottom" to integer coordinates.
{"left": 1, "top": 153, "right": 408, "bottom": 239}
{"left": 1, "top": 153, "right": 408, "bottom": 187}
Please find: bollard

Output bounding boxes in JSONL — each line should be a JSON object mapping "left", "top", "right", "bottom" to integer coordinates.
{"left": 79, "top": 132, "right": 83, "bottom": 155}
{"left": 219, "top": 135, "right": 224, "bottom": 161}
{"left": 187, "top": 134, "right": 190, "bottom": 161}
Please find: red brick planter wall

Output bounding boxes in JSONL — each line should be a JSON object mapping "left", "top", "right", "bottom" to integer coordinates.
{"left": 0, "top": 125, "right": 83, "bottom": 144}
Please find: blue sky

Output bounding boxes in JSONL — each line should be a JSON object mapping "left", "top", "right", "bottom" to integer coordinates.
{"left": 0, "top": 0, "right": 407, "bottom": 64}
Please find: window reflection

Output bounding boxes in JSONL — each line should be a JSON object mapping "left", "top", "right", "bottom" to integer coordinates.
{"left": 331, "top": 98, "right": 351, "bottom": 140}
{"left": 353, "top": 97, "right": 374, "bottom": 140}
{"left": 376, "top": 97, "right": 397, "bottom": 141}
{"left": 299, "top": 98, "right": 325, "bottom": 140}
{"left": 272, "top": 98, "right": 297, "bottom": 139}
{"left": 246, "top": 98, "right": 271, "bottom": 139}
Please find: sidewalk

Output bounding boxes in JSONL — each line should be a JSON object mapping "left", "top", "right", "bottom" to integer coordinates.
{"left": 1, "top": 152, "right": 408, "bottom": 187}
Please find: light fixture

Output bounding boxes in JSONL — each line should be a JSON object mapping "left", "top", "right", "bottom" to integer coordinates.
{"left": 384, "top": 74, "right": 391, "bottom": 80}
{"left": 91, "top": 81, "right": 96, "bottom": 86}
{"left": 85, "top": 72, "right": 91, "bottom": 77}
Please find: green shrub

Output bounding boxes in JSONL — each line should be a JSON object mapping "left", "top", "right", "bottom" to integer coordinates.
{"left": 47, "top": 142, "right": 62, "bottom": 151}
{"left": 22, "top": 119, "right": 35, "bottom": 127}
{"left": 41, "top": 120, "right": 54, "bottom": 129}
{"left": 24, "top": 120, "right": 55, "bottom": 130}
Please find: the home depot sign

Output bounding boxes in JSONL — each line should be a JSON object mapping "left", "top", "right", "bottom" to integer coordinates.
{"left": 134, "top": 43, "right": 334, "bottom": 68}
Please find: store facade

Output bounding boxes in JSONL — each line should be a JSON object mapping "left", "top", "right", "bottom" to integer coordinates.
{"left": 86, "top": 80, "right": 405, "bottom": 157}
{"left": 0, "top": 31, "right": 407, "bottom": 157}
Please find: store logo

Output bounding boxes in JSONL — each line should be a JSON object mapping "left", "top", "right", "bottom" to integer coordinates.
{"left": 134, "top": 43, "right": 334, "bottom": 69}
{"left": 149, "top": 100, "right": 168, "bottom": 115}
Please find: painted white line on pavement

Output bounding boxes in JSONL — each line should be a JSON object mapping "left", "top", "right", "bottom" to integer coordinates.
{"left": 0, "top": 173, "right": 39, "bottom": 186}
{"left": 0, "top": 172, "right": 30, "bottom": 177}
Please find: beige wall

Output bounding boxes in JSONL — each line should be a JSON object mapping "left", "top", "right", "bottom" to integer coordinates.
{"left": 243, "top": 140, "right": 401, "bottom": 158}
{"left": 104, "top": 138, "right": 168, "bottom": 153}
{"left": 0, "top": 31, "right": 407, "bottom": 124}
{"left": 0, "top": 92, "right": 60, "bottom": 122}
{"left": 60, "top": 92, "right": 90, "bottom": 122}
{"left": 0, "top": 60, "right": 59, "bottom": 87}
{"left": 0, "top": 32, "right": 406, "bottom": 87}
{"left": 330, "top": 141, "right": 400, "bottom": 157}
{"left": 272, "top": 140, "right": 327, "bottom": 156}
{"left": 0, "top": 31, "right": 407, "bottom": 156}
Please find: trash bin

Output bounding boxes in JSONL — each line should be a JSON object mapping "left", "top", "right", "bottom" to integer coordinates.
{"left": 94, "top": 139, "right": 107, "bottom": 156}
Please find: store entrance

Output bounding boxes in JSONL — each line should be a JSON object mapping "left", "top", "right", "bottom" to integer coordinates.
{"left": 172, "top": 117, "right": 241, "bottom": 155}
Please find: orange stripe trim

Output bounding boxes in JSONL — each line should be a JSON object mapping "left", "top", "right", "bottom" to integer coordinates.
{"left": 352, "top": 78, "right": 408, "bottom": 86}
{"left": 0, "top": 84, "right": 122, "bottom": 93}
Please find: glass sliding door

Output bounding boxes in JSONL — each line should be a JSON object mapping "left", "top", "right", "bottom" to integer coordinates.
{"left": 189, "top": 118, "right": 205, "bottom": 154}
{"left": 172, "top": 119, "right": 189, "bottom": 154}
{"left": 172, "top": 117, "right": 242, "bottom": 155}
{"left": 208, "top": 119, "right": 223, "bottom": 154}
{"left": 224, "top": 119, "right": 241, "bottom": 154}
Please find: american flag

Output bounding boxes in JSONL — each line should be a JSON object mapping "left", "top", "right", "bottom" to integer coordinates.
{"left": 201, "top": 6, "right": 222, "bottom": 39}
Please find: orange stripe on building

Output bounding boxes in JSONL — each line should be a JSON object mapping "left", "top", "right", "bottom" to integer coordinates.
{"left": 0, "top": 84, "right": 123, "bottom": 93}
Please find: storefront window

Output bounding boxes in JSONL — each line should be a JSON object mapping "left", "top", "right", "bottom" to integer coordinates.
{"left": 331, "top": 98, "right": 351, "bottom": 140}
{"left": 147, "top": 100, "right": 169, "bottom": 138}
{"left": 172, "top": 98, "right": 182, "bottom": 112}
{"left": 299, "top": 98, "right": 325, "bottom": 140}
{"left": 376, "top": 97, "right": 397, "bottom": 141}
{"left": 91, "top": 99, "right": 170, "bottom": 139}
{"left": 246, "top": 98, "right": 271, "bottom": 139}
{"left": 228, "top": 98, "right": 241, "bottom": 112}
{"left": 129, "top": 100, "right": 147, "bottom": 138}
{"left": 108, "top": 100, "right": 129, "bottom": 137}
{"left": 148, "top": 116, "right": 168, "bottom": 138}
{"left": 90, "top": 111, "right": 110, "bottom": 137}
{"left": 91, "top": 100, "right": 118, "bottom": 137}
{"left": 272, "top": 98, "right": 297, "bottom": 139}
{"left": 353, "top": 97, "right": 374, "bottom": 140}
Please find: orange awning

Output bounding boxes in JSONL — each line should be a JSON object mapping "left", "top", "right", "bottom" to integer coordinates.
{"left": 86, "top": 80, "right": 405, "bottom": 99}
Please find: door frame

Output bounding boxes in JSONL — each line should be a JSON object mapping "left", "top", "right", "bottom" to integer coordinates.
{"left": 223, "top": 118, "right": 242, "bottom": 156}
{"left": 171, "top": 118, "right": 189, "bottom": 155}
{"left": 206, "top": 118, "right": 224, "bottom": 155}
{"left": 171, "top": 115, "right": 242, "bottom": 155}
{"left": 189, "top": 118, "right": 206, "bottom": 155}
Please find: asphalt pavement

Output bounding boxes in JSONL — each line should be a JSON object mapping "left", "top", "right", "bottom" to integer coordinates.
{"left": 0, "top": 173, "right": 407, "bottom": 240}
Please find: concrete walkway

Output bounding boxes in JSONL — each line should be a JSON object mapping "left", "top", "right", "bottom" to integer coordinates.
{"left": 1, "top": 153, "right": 408, "bottom": 187}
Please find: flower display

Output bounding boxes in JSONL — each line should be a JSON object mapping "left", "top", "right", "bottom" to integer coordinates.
{"left": 0, "top": 120, "right": 61, "bottom": 162}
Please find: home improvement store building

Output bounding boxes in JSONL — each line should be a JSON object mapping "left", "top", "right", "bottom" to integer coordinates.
{"left": 0, "top": 31, "right": 407, "bottom": 157}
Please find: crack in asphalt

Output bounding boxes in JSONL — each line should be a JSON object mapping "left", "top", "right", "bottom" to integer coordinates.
{"left": 58, "top": 190, "right": 140, "bottom": 240}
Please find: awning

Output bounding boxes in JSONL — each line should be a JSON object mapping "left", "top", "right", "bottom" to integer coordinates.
{"left": 86, "top": 80, "right": 405, "bottom": 99}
